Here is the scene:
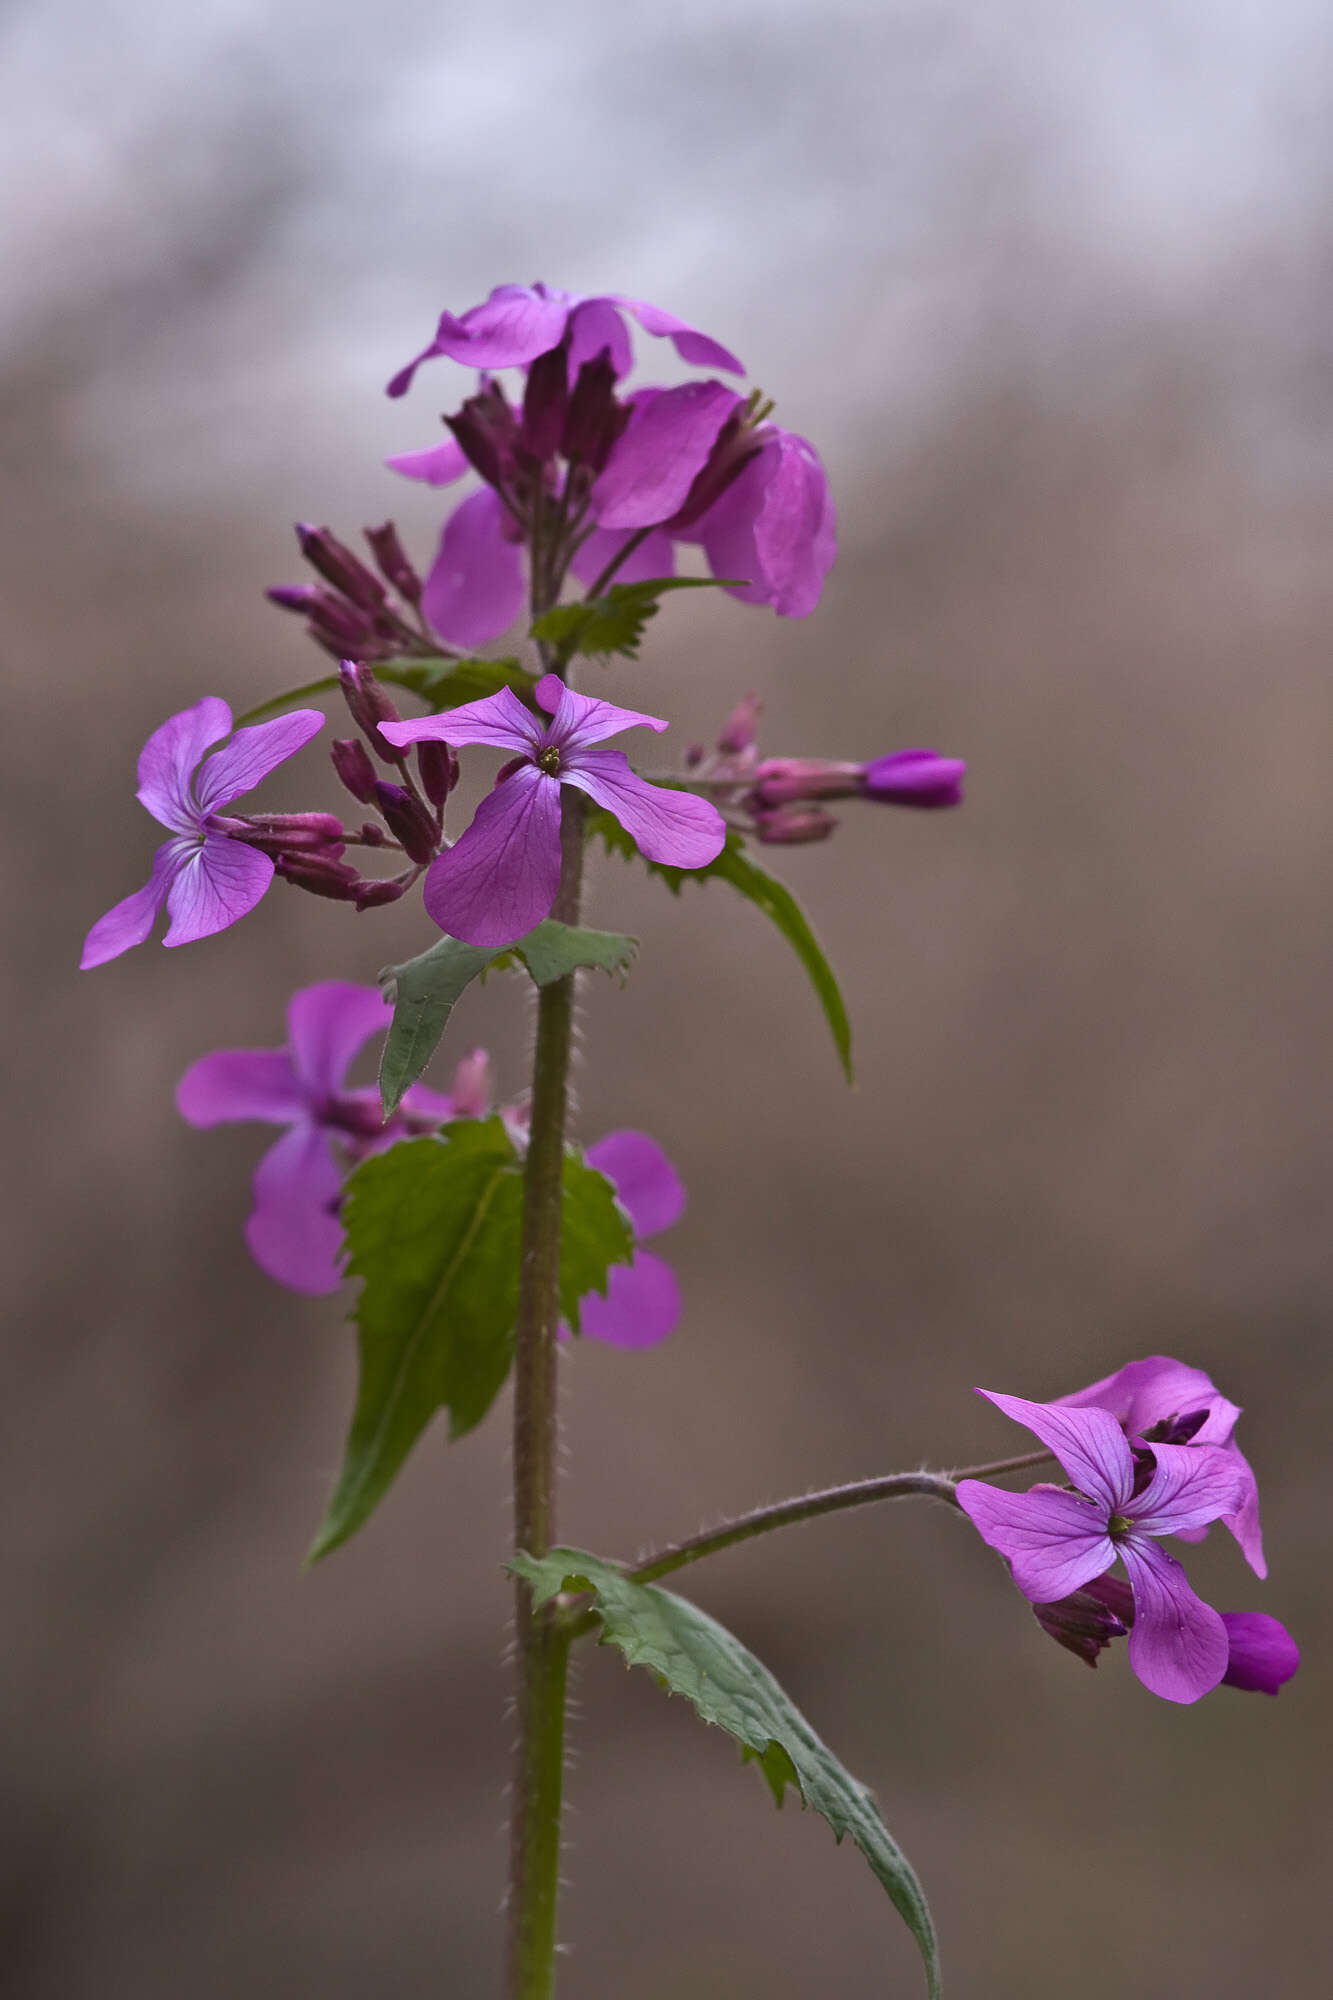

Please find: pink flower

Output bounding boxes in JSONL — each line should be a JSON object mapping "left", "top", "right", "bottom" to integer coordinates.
{"left": 379, "top": 673, "right": 725, "bottom": 947}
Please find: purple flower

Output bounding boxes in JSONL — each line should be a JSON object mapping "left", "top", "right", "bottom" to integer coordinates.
{"left": 81, "top": 698, "right": 325, "bottom": 969}
{"left": 1057, "top": 1355, "right": 1264, "bottom": 1577}
{"left": 574, "top": 1130, "right": 686, "bottom": 1348}
{"left": 379, "top": 673, "right": 726, "bottom": 947}
{"left": 386, "top": 282, "right": 744, "bottom": 399}
{"left": 177, "top": 984, "right": 465, "bottom": 1294}
{"left": 956, "top": 1390, "right": 1248, "bottom": 1703}
{"left": 1032, "top": 1576, "right": 1299, "bottom": 1697}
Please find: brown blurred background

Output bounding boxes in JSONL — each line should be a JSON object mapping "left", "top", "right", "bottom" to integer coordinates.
{"left": 4, "top": 1, "right": 1330, "bottom": 1993}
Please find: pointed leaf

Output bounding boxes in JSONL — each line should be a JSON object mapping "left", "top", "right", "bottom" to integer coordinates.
{"left": 512, "top": 1549, "right": 940, "bottom": 1998}
{"left": 512, "top": 918, "right": 638, "bottom": 988}
{"left": 590, "top": 815, "right": 852, "bottom": 1082}
{"left": 531, "top": 577, "right": 744, "bottom": 663}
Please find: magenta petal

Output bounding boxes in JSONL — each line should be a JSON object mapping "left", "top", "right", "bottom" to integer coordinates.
{"left": 385, "top": 438, "right": 471, "bottom": 486}
{"left": 699, "top": 457, "right": 767, "bottom": 606}
{"left": 245, "top": 1123, "right": 345, "bottom": 1295}
{"left": 592, "top": 380, "right": 740, "bottom": 530}
{"left": 1223, "top": 1442, "right": 1266, "bottom": 1579}
{"left": 579, "top": 1250, "right": 680, "bottom": 1349}
{"left": 80, "top": 843, "right": 177, "bottom": 968}
{"left": 1220, "top": 1613, "right": 1300, "bottom": 1694}
{"left": 135, "top": 697, "right": 233, "bottom": 830}
{"left": 566, "top": 299, "right": 634, "bottom": 379}
{"left": 381, "top": 681, "right": 541, "bottom": 756}
{"left": 975, "top": 1390, "right": 1136, "bottom": 1513}
{"left": 752, "top": 431, "right": 837, "bottom": 618}
{"left": 419, "top": 488, "right": 525, "bottom": 649}
{"left": 561, "top": 749, "right": 725, "bottom": 870}
{"left": 955, "top": 1481, "right": 1115, "bottom": 1602}
{"left": 1127, "top": 1441, "right": 1247, "bottom": 1539}
{"left": 397, "top": 1081, "right": 458, "bottom": 1125}
{"left": 1062, "top": 1355, "right": 1238, "bottom": 1444}
{"left": 585, "top": 1130, "right": 685, "bottom": 1238}
{"left": 614, "top": 296, "right": 745, "bottom": 375}
{"left": 423, "top": 286, "right": 571, "bottom": 369}
{"left": 176, "top": 1049, "right": 303, "bottom": 1126}
{"left": 538, "top": 676, "right": 668, "bottom": 748}
{"left": 1119, "top": 1535, "right": 1229, "bottom": 1703}
{"left": 163, "top": 834, "right": 274, "bottom": 946}
{"left": 194, "top": 709, "right": 325, "bottom": 812}
{"left": 445, "top": 1048, "right": 493, "bottom": 1118}
{"left": 422, "top": 763, "right": 562, "bottom": 947}
{"left": 569, "top": 526, "right": 676, "bottom": 590}
{"left": 287, "top": 982, "right": 390, "bottom": 1097}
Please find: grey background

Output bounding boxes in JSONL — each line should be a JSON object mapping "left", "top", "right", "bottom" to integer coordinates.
{"left": 3, "top": 2, "right": 1329, "bottom": 1994}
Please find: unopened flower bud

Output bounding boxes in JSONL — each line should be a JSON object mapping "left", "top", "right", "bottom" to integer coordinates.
{"left": 751, "top": 758, "right": 859, "bottom": 807}
{"left": 861, "top": 750, "right": 966, "bottom": 810}
{"left": 354, "top": 877, "right": 408, "bottom": 911}
{"left": 754, "top": 804, "right": 837, "bottom": 845}
{"left": 274, "top": 853, "right": 363, "bottom": 901}
{"left": 295, "top": 523, "right": 387, "bottom": 613}
{"left": 716, "top": 693, "right": 762, "bottom": 756}
{"left": 358, "top": 820, "right": 387, "bottom": 846}
{"left": 685, "top": 742, "right": 706, "bottom": 769}
{"left": 416, "top": 738, "right": 458, "bottom": 808}
{"left": 338, "top": 660, "right": 406, "bottom": 763}
{"left": 448, "top": 1048, "right": 493, "bottom": 1118}
{"left": 330, "top": 737, "right": 379, "bottom": 804}
{"left": 266, "top": 584, "right": 320, "bottom": 615}
{"left": 374, "top": 780, "right": 439, "bottom": 866}
{"left": 521, "top": 343, "right": 570, "bottom": 462}
{"left": 1031, "top": 1581, "right": 1131, "bottom": 1670}
{"left": 233, "top": 811, "right": 346, "bottom": 858}
{"left": 363, "top": 521, "right": 423, "bottom": 604}
{"left": 562, "top": 351, "right": 630, "bottom": 471}
{"left": 446, "top": 381, "right": 519, "bottom": 491}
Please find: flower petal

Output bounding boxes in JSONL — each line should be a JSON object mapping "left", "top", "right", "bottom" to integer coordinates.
{"left": 1119, "top": 1535, "right": 1229, "bottom": 1703}
{"left": 613, "top": 296, "right": 745, "bottom": 375}
{"left": 592, "top": 380, "right": 741, "bottom": 530}
{"left": 578, "top": 1250, "right": 680, "bottom": 1349}
{"left": 560, "top": 749, "right": 726, "bottom": 869}
{"left": 955, "top": 1480, "right": 1115, "bottom": 1602}
{"left": 135, "top": 697, "right": 233, "bottom": 831}
{"left": 422, "top": 763, "right": 563, "bottom": 948}
{"left": 1219, "top": 1612, "right": 1300, "bottom": 1695}
{"left": 193, "top": 710, "right": 325, "bottom": 812}
{"left": 1126, "top": 1441, "right": 1247, "bottom": 1539}
{"left": 162, "top": 834, "right": 274, "bottom": 947}
{"left": 537, "top": 675, "right": 668, "bottom": 749}
{"left": 387, "top": 285, "right": 572, "bottom": 395}
{"left": 244, "top": 1122, "right": 345, "bottom": 1295}
{"left": 80, "top": 844, "right": 177, "bottom": 968}
{"left": 975, "top": 1389, "right": 1136, "bottom": 1513}
{"left": 585, "top": 1130, "right": 685, "bottom": 1238}
{"left": 419, "top": 488, "right": 525, "bottom": 649}
{"left": 286, "top": 981, "right": 390, "bottom": 1097}
{"left": 176, "top": 1049, "right": 303, "bottom": 1126}
{"left": 385, "top": 438, "right": 471, "bottom": 486}
{"left": 1223, "top": 1442, "right": 1266, "bottom": 1579}
{"left": 569, "top": 526, "right": 676, "bottom": 590}
{"left": 380, "top": 680, "right": 541, "bottom": 756}
{"left": 566, "top": 298, "right": 634, "bottom": 379}
{"left": 751, "top": 430, "right": 837, "bottom": 618}
{"left": 1060, "top": 1354, "right": 1238, "bottom": 1444}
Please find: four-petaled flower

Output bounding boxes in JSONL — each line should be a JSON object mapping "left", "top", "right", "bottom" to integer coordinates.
{"left": 956, "top": 1390, "right": 1248, "bottom": 1703}
{"left": 380, "top": 673, "right": 726, "bottom": 947}
{"left": 177, "top": 982, "right": 465, "bottom": 1294}
{"left": 81, "top": 697, "right": 325, "bottom": 968}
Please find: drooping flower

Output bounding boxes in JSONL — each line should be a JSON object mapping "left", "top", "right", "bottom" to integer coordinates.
{"left": 1031, "top": 1574, "right": 1299, "bottom": 1696}
{"left": 956, "top": 1390, "right": 1248, "bottom": 1703}
{"left": 379, "top": 673, "right": 726, "bottom": 947}
{"left": 81, "top": 698, "right": 326, "bottom": 968}
{"left": 386, "top": 282, "right": 744, "bottom": 399}
{"left": 1056, "top": 1355, "right": 1264, "bottom": 1577}
{"left": 177, "top": 983, "right": 469, "bottom": 1294}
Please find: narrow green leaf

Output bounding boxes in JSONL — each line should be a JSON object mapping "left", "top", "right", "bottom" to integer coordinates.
{"left": 512, "top": 1549, "right": 940, "bottom": 1999}
{"left": 232, "top": 657, "right": 537, "bottom": 731}
{"left": 589, "top": 815, "right": 853, "bottom": 1083}
{"left": 531, "top": 576, "right": 743, "bottom": 663}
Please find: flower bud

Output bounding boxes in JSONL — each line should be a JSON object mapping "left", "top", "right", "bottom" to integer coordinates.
{"left": 295, "top": 523, "right": 387, "bottom": 612}
{"left": 562, "top": 351, "right": 630, "bottom": 471}
{"left": 448, "top": 1048, "right": 493, "bottom": 1118}
{"left": 266, "top": 584, "right": 320, "bottom": 614}
{"left": 1031, "top": 1583, "right": 1130, "bottom": 1669}
{"left": 330, "top": 737, "right": 379, "bottom": 804}
{"left": 521, "top": 343, "right": 570, "bottom": 462}
{"left": 364, "top": 522, "right": 422, "bottom": 604}
{"left": 446, "top": 381, "right": 519, "bottom": 490}
{"left": 669, "top": 410, "right": 762, "bottom": 529}
{"left": 861, "top": 750, "right": 966, "bottom": 810}
{"left": 358, "top": 820, "right": 387, "bottom": 846}
{"left": 751, "top": 758, "right": 860, "bottom": 807}
{"left": 354, "top": 877, "right": 408, "bottom": 911}
{"left": 274, "top": 853, "right": 363, "bottom": 901}
{"left": 338, "top": 660, "right": 406, "bottom": 763}
{"left": 416, "top": 738, "right": 458, "bottom": 808}
{"left": 754, "top": 804, "right": 837, "bottom": 845}
{"left": 716, "top": 693, "right": 762, "bottom": 756}
{"left": 374, "top": 780, "right": 439, "bottom": 866}
{"left": 233, "top": 811, "right": 346, "bottom": 858}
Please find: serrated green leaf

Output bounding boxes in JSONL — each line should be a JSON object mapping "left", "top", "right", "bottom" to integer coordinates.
{"left": 311, "top": 1134, "right": 634, "bottom": 1559}
{"left": 589, "top": 815, "right": 853, "bottom": 1083}
{"left": 232, "top": 657, "right": 537, "bottom": 731}
{"left": 512, "top": 1549, "right": 940, "bottom": 1998}
{"left": 531, "top": 577, "right": 743, "bottom": 663}
{"left": 378, "top": 920, "right": 638, "bottom": 1118}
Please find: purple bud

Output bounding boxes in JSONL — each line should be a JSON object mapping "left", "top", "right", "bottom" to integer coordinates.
{"left": 1031, "top": 1585, "right": 1130, "bottom": 1669}
{"left": 716, "top": 693, "right": 762, "bottom": 756}
{"left": 331, "top": 737, "right": 379, "bottom": 805}
{"left": 861, "top": 750, "right": 966, "bottom": 810}
{"left": 274, "top": 853, "right": 363, "bottom": 901}
{"left": 232, "top": 811, "right": 346, "bottom": 858}
{"left": 751, "top": 758, "right": 860, "bottom": 808}
{"left": 685, "top": 742, "right": 706, "bottom": 769}
{"left": 521, "top": 343, "right": 570, "bottom": 462}
{"left": 338, "top": 660, "right": 406, "bottom": 764}
{"left": 562, "top": 351, "right": 630, "bottom": 471}
{"left": 374, "top": 780, "right": 439, "bottom": 866}
{"left": 1220, "top": 1614, "right": 1301, "bottom": 1695}
{"left": 416, "top": 738, "right": 458, "bottom": 808}
{"left": 446, "top": 381, "right": 519, "bottom": 491}
{"left": 266, "top": 584, "right": 320, "bottom": 614}
{"left": 364, "top": 521, "right": 423, "bottom": 604}
{"left": 669, "top": 412, "right": 762, "bottom": 530}
{"left": 358, "top": 820, "right": 387, "bottom": 846}
{"left": 754, "top": 804, "right": 837, "bottom": 845}
{"left": 295, "top": 523, "right": 387, "bottom": 613}
{"left": 354, "top": 877, "right": 408, "bottom": 911}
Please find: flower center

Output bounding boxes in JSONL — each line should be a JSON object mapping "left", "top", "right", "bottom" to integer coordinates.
{"left": 536, "top": 746, "right": 562, "bottom": 776}
{"left": 1107, "top": 1513, "right": 1132, "bottom": 1539}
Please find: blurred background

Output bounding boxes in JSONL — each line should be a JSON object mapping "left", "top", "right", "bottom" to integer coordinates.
{"left": 4, "top": 0, "right": 1330, "bottom": 1993}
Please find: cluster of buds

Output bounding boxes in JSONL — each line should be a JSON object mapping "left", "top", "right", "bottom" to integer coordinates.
{"left": 278, "top": 662, "right": 457, "bottom": 912}
{"left": 267, "top": 522, "right": 443, "bottom": 663}
{"left": 685, "top": 696, "right": 966, "bottom": 845}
